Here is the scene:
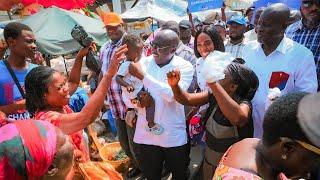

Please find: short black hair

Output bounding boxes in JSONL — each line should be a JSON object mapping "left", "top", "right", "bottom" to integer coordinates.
{"left": 226, "top": 62, "right": 258, "bottom": 101}
{"left": 161, "top": 21, "right": 180, "bottom": 37}
{"left": 4, "top": 22, "right": 32, "bottom": 43}
{"left": 262, "top": 92, "right": 311, "bottom": 146}
{"left": 194, "top": 25, "right": 225, "bottom": 58}
{"left": 122, "top": 34, "right": 143, "bottom": 49}
{"left": 25, "top": 66, "right": 56, "bottom": 116}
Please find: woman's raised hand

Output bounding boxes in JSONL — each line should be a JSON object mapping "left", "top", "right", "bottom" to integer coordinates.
{"left": 107, "top": 44, "right": 128, "bottom": 77}
{"left": 167, "top": 69, "right": 181, "bottom": 87}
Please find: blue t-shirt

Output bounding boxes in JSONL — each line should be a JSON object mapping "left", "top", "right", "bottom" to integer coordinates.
{"left": 0, "top": 60, "right": 37, "bottom": 120}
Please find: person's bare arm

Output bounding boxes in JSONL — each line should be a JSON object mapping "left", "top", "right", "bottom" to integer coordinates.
{"left": 167, "top": 70, "right": 209, "bottom": 106}
{"left": 56, "top": 45, "right": 128, "bottom": 135}
{"left": 221, "top": 3, "right": 227, "bottom": 22}
{"left": 208, "top": 82, "right": 251, "bottom": 127}
{"left": 187, "top": 9, "right": 197, "bottom": 37}
{"left": 0, "top": 100, "right": 25, "bottom": 115}
{"left": 116, "top": 75, "right": 129, "bottom": 87}
{"left": 68, "top": 44, "right": 96, "bottom": 96}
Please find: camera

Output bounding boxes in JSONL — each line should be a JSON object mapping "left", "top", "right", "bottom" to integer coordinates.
{"left": 71, "top": 25, "right": 102, "bottom": 74}
{"left": 71, "top": 25, "right": 94, "bottom": 47}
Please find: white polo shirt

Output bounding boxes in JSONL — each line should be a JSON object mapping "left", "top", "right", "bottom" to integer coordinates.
{"left": 133, "top": 55, "right": 194, "bottom": 148}
{"left": 243, "top": 37, "right": 318, "bottom": 138}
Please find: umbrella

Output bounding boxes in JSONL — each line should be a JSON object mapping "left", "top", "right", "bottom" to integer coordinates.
{"left": 21, "top": 0, "right": 95, "bottom": 10}
{"left": 21, "top": 6, "right": 108, "bottom": 55}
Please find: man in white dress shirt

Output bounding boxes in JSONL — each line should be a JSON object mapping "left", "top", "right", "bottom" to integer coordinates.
{"left": 242, "top": 3, "right": 318, "bottom": 138}
{"left": 128, "top": 29, "right": 194, "bottom": 180}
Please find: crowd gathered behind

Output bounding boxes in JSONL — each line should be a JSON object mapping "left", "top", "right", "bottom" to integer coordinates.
{"left": 0, "top": 1, "right": 320, "bottom": 180}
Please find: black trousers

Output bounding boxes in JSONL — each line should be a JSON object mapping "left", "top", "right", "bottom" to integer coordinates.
{"left": 136, "top": 143, "right": 189, "bottom": 180}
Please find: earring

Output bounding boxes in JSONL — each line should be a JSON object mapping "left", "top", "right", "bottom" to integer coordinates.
{"left": 281, "top": 154, "right": 287, "bottom": 160}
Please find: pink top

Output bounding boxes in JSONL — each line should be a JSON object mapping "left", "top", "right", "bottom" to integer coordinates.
{"left": 35, "top": 105, "right": 89, "bottom": 162}
{"left": 213, "top": 146, "right": 289, "bottom": 180}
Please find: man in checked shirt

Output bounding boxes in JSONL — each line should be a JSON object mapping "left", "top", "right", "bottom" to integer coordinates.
{"left": 99, "top": 12, "right": 141, "bottom": 177}
{"left": 286, "top": 0, "right": 320, "bottom": 91}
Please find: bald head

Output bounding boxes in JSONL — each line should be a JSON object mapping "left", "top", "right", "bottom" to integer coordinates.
{"left": 154, "top": 29, "right": 180, "bottom": 48}
{"left": 257, "top": 3, "right": 290, "bottom": 46}
{"left": 261, "top": 3, "right": 290, "bottom": 27}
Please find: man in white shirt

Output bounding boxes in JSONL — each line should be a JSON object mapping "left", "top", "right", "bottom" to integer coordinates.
{"left": 128, "top": 29, "right": 194, "bottom": 180}
{"left": 243, "top": 3, "right": 318, "bottom": 138}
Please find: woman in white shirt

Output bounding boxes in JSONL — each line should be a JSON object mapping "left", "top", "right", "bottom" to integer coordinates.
{"left": 194, "top": 25, "right": 225, "bottom": 91}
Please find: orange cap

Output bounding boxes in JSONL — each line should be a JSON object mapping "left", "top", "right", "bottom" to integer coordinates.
{"left": 101, "top": 12, "right": 124, "bottom": 27}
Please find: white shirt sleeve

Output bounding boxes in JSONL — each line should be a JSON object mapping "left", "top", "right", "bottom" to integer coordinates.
{"left": 142, "top": 60, "right": 194, "bottom": 103}
{"left": 116, "top": 61, "right": 130, "bottom": 76}
{"left": 294, "top": 50, "right": 318, "bottom": 93}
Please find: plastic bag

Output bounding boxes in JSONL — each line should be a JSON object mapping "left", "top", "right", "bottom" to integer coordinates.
{"left": 201, "top": 51, "right": 234, "bottom": 83}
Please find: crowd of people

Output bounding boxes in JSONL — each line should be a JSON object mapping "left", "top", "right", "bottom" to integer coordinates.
{"left": 0, "top": 0, "right": 320, "bottom": 180}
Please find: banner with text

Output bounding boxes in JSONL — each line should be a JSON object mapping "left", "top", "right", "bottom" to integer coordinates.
{"left": 188, "top": 0, "right": 223, "bottom": 13}
{"left": 254, "top": 0, "right": 300, "bottom": 9}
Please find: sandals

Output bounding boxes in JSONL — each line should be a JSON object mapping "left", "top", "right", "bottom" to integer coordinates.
{"left": 145, "top": 123, "right": 164, "bottom": 135}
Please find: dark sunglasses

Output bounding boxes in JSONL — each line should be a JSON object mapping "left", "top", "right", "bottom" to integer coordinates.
{"left": 150, "top": 42, "right": 172, "bottom": 52}
{"left": 302, "top": 0, "right": 320, "bottom": 8}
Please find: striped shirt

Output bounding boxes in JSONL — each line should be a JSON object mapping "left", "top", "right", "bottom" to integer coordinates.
{"left": 286, "top": 20, "right": 320, "bottom": 91}
{"left": 175, "top": 42, "right": 197, "bottom": 66}
{"left": 203, "top": 94, "right": 253, "bottom": 167}
{"left": 224, "top": 39, "right": 246, "bottom": 59}
{"left": 99, "top": 37, "right": 127, "bottom": 120}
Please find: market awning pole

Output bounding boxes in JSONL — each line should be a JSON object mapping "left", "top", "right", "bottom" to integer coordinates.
{"left": 112, "top": 0, "right": 122, "bottom": 14}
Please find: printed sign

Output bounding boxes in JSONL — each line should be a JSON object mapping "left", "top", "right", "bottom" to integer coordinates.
{"left": 254, "top": 0, "right": 300, "bottom": 9}
{"left": 188, "top": 0, "right": 223, "bottom": 13}
{"left": 225, "top": 0, "right": 253, "bottom": 10}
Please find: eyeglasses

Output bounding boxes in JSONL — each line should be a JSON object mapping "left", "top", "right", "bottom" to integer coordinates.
{"left": 150, "top": 42, "right": 172, "bottom": 52}
{"left": 280, "top": 137, "right": 320, "bottom": 155}
{"left": 302, "top": 0, "right": 319, "bottom": 8}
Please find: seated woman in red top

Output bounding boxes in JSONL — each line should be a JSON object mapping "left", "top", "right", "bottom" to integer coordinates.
{"left": 214, "top": 92, "right": 320, "bottom": 180}
{"left": 24, "top": 45, "right": 127, "bottom": 163}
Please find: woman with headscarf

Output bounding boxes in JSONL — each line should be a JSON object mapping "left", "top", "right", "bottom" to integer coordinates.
{"left": 167, "top": 55, "right": 259, "bottom": 179}
{"left": 0, "top": 120, "right": 74, "bottom": 179}
{"left": 213, "top": 92, "right": 320, "bottom": 179}
{"left": 24, "top": 45, "right": 127, "bottom": 163}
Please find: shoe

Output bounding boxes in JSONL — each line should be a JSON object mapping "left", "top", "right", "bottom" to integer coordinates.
{"left": 145, "top": 123, "right": 164, "bottom": 135}
{"left": 127, "top": 167, "right": 141, "bottom": 178}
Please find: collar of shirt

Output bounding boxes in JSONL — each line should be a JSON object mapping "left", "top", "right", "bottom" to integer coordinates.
{"left": 103, "top": 33, "right": 126, "bottom": 49}
{"left": 175, "top": 42, "right": 185, "bottom": 55}
{"left": 175, "top": 42, "right": 193, "bottom": 55}
{"left": 290, "top": 19, "right": 320, "bottom": 31}
{"left": 225, "top": 38, "right": 245, "bottom": 46}
{"left": 258, "top": 36, "right": 292, "bottom": 56}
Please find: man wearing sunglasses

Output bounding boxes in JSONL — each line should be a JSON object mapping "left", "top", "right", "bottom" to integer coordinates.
{"left": 129, "top": 29, "right": 194, "bottom": 180}
{"left": 286, "top": 0, "right": 320, "bottom": 91}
